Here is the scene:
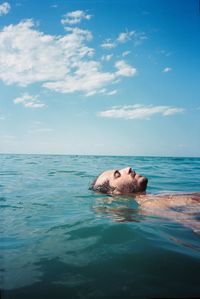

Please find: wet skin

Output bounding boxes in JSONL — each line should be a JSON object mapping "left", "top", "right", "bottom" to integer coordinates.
{"left": 93, "top": 167, "right": 148, "bottom": 194}
{"left": 91, "top": 167, "right": 200, "bottom": 233}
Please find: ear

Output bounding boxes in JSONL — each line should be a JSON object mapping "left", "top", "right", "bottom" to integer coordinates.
{"left": 114, "top": 170, "right": 121, "bottom": 179}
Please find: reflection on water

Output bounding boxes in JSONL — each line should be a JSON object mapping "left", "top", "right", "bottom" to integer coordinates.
{"left": 92, "top": 194, "right": 200, "bottom": 259}
{"left": 169, "top": 236, "right": 200, "bottom": 253}
{"left": 92, "top": 194, "right": 200, "bottom": 233}
{"left": 92, "top": 196, "right": 144, "bottom": 222}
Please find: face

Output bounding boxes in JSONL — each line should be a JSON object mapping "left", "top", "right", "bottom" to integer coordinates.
{"left": 93, "top": 167, "right": 148, "bottom": 194}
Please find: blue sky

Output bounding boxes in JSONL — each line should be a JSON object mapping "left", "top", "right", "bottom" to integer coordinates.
{"left": 0, "top": 0, "right": 199, "bottom": 156}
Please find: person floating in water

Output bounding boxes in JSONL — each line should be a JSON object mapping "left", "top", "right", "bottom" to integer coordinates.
{"left": 90, "top": 167, "right": 200, "bottom": 233}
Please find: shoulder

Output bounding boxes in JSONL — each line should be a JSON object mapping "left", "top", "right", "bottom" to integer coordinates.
{"left": 135, "top": 192, "right": 200, "bottom": 208}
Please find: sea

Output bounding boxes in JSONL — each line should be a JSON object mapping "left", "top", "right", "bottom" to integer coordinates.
{"left": 1, "top": 154, "right": 200, "bottom": 299}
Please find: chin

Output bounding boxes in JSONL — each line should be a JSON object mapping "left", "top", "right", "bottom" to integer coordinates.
{"left": 123, "top": 184, "right": 147, "bottom": 194}
{"left": 138, "top": 177, "right": 148, "bottom": 192}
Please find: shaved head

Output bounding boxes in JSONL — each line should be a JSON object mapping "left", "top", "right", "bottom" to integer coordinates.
{"left": 90, "top": 167, "right": 148, "bottom": 195}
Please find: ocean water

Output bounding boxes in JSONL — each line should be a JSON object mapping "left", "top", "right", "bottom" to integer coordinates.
{"left": 1, "top": 154, "right": 200, "bottom": 299}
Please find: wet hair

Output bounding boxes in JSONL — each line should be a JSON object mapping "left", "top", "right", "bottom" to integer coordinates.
{"left": 89, "top": 176, "right": 115, "bottom": 194}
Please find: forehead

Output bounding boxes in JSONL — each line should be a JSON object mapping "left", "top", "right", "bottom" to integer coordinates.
{"left": 95, "top": 169, "right": 114, "bottom": 185}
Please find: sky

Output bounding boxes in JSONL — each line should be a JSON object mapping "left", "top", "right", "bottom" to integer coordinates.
{"left": 0, "top": 0, "right": 200, "bottom": 156}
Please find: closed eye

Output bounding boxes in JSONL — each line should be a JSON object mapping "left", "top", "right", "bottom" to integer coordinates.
{"left": 114, "top": 170, "right": 121, "bottom": 178}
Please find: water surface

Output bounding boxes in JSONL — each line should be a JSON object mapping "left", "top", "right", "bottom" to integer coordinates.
{"left": 1, "top": 155, "right": 200, "bottom": 298}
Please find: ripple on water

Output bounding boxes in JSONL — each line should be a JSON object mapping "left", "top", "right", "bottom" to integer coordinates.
{"left": 0, "top": 171, "right": 21, "bottom": 176}
{"left": 1, "top": 155, "right": 200, "bottom": 297}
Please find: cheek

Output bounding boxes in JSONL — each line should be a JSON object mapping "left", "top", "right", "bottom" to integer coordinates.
{"left": 115, "top": 178, "right": 137, "bottom": 192}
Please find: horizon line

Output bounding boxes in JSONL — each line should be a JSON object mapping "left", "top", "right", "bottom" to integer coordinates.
{"left": 0, "top": 152, "right": 199, "bottom": 158}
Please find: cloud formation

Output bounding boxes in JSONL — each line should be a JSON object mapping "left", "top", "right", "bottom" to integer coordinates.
{"left": 122, "top": 50, "right": 130, "bottom": 57}
{"left": 98, "top": 104, "right": 185, "bottom": 120}
{"left": 117, "top": 31, "right": 134, "bottom": 43}
{"left": 101, "top": 54, "right": 113, "bottom": 61}
{"left": 61, "top": 10, "right": 92, "bottom": 25}
{"left": 14, "top": 93, "right": 46, "bottom": 108}
{"left": 0, "top": 18, "right": 136, "bottom": 96}
{"left": 101, "top": 30, "right": 147, "bottom": 49}
{"left": 163, "top": 67, "right": 172, "bottom": 73}
{"left": 100, "top": 40, "right": 116, "bottom": 50}
{"left": 106, "top": 90, "right": 117, "bottom": 96}
{"left": 0, "top": 2, "right": 10, "bottom": 16}
{"left": 115, "top": 60, "right": 136, "bottom": 77}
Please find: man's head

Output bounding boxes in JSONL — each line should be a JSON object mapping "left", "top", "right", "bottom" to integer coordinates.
{"left": 90, "top": 167, "right": 148, "bottom": 195}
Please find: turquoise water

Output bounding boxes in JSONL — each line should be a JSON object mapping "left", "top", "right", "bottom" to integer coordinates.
{"left": 1, "top": 154, "right": 200, "bottom": 299}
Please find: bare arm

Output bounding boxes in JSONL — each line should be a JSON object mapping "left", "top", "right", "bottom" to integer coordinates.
{"left": 135, "top": 192, "right": 200, "bottom": 208}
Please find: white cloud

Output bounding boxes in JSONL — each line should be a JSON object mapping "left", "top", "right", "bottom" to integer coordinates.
{"left": 132, "top": 31, "right": 147, "bottom": 46}
{"left": 98, "top": 104, "right": 185, "bottom": 120}
{"left": 163, "top": 67, "right": 172, "bottom": 73}
{"left": 14, "top": 93, "right": 46, "bottom": 108}
{"left": 100, "top": 41, "right": 116, "bottom": 49}
{"left": 0, "top": 19, "right": 71, "bottom": 85}
{"left": 101, "top": 54, "right": 113, "bottom": 61}
{"left": 106, "top": 90, "right": 117, "bottom": 96}
{"left": 43, "top": 58, "right": 136, "bottom": 95}
{"left": 94, "top": 88, "right": 117, "bottom": 96}
{"left": 44, "top": 60, "right": 116, "bottom": 95}
{"left": 61, "top": 10, "right": 92, "bottom": 25}
{"left": 115, "top": 60, "right": 136, "bottom": 77}
{"left": 117, "top": 31, "right": 134, "bottom": 43}
{"left": 101, "top": 30, "right": 147, "bottom": 50}
{"left": 0, "top": 19, "right": 136, "bottom": 96}
{"left": 122, "top": 50, "right": 130, "bottom": 57}
{"left": 0, "top": 2, "right": 10, "bottom": 16}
